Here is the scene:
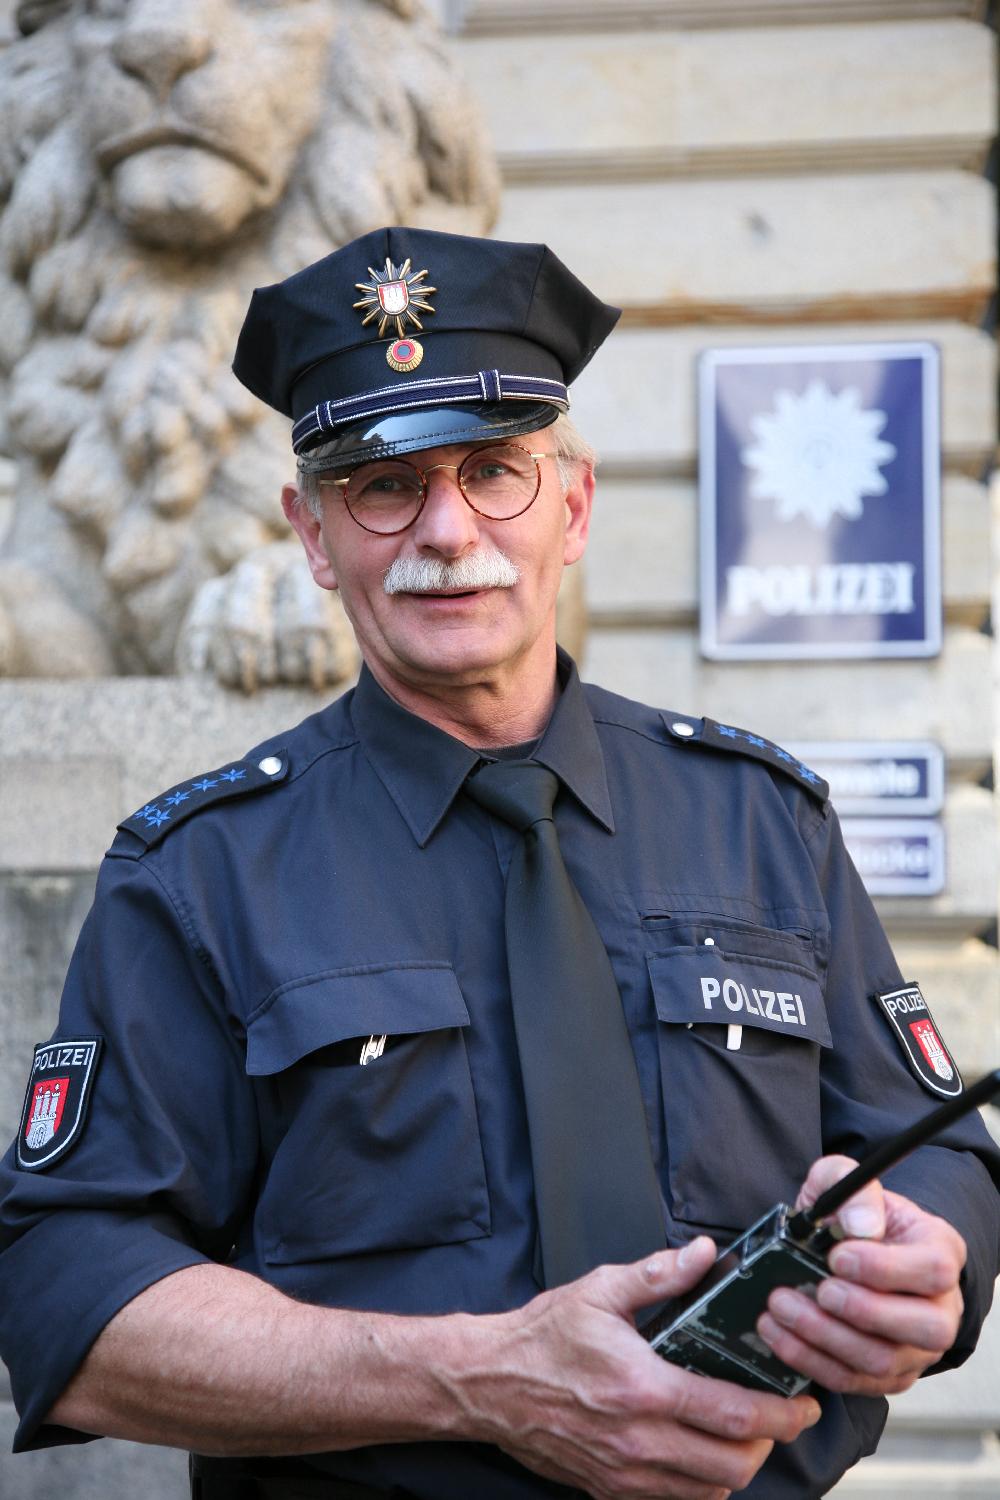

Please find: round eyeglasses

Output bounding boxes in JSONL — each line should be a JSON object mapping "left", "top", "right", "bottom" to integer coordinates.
{"left": 318, "top": 441, "right": 555, "bottom": 535}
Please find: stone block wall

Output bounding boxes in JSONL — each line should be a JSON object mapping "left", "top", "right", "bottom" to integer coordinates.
{"left": 1, "top": 2, "right": 998, "bottom": 1496}
{"left": 452, "top": 2, "right": 1000, "bottom": 1493}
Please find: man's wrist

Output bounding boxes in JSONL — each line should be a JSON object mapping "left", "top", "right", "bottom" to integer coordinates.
{"left": 391, "top": 1305, "right": 527, "bottom": 1447}
{"left": 324, "top": 1304, "right": 519, "bottom": 1447}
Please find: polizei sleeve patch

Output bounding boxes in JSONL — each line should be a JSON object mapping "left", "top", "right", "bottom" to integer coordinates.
{"left": 117, "top": 752, "right": 289, "bottom": 849}
{"left": 874, "top": 984, "right": 963, "bottom": 1099}
{"left": 17, "top": 1038, "right": 103, "bottom": 1170}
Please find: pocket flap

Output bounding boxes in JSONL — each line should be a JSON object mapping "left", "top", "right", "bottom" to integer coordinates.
{"left": 649, "top": 951, "right": 831, "bottom": 1047}
{"left": 246, "top": 962, "right": 470, "bottom": 1075}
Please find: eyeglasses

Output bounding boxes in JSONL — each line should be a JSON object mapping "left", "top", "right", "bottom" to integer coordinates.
{"left": 318, "top": 441, "right": 556, "bottom": 535}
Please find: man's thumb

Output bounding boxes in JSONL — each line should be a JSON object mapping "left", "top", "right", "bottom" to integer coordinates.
{"left": 591, "top": 1236, "right": 717, "bottom": 1319}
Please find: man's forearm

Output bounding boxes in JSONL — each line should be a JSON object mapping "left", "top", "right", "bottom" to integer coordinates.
{"left": 47, "top": 1245, "right": 824, "bottom": 1498}
{"left": 48, "top": 1262, "right": 489, "bottom": 1455}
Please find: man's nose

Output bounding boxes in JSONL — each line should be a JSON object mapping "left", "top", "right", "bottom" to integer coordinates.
{"left": 412, "top": 466, "right": 480, "bottom": 556}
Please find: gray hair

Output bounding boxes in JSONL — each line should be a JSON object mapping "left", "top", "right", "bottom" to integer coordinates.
{"left": 294, "top": 410, "right": 596, "bottom": 521}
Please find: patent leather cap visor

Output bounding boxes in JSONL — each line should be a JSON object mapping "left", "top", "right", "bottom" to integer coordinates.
{"left": 294, "top": 401, "right": 559, "bottom": 474}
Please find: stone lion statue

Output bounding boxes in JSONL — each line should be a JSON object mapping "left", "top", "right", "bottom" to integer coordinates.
{"left": 0, "top": 0, "right": 508, "bottom": 688}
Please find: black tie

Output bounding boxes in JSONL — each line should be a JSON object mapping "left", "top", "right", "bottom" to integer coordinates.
{"left": 466, "top": 760, "right": 666, "bottom": 1286}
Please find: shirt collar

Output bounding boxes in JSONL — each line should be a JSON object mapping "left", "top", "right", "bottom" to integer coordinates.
{"left": 349, "top": 649, "right": 615, "bottom": 847}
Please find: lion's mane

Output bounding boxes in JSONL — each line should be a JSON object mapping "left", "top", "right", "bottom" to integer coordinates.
{"left": 0, "top": 0, "right": 499, "bottom": 676}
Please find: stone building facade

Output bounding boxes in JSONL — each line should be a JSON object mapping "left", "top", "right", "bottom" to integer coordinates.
{"left": 1, "top": 1, "right": 998, "bottom": 1496}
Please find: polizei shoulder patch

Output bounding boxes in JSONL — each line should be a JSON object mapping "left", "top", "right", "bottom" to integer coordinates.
{"left": 660, "top": 714, "right": 829, "bottom": 804}
{"left": 117, "top": 752, "right": 289, "bottom": 850}
{"left": 17, "top": 1038, "right": 102, "bottom": 1170}
{"left": 874, "top": 983, "right": 963, "bottom": 1099}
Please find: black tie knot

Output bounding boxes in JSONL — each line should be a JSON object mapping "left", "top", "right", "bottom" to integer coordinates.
{"left": 466, "top": 760, "right": 558, "bottom": 833}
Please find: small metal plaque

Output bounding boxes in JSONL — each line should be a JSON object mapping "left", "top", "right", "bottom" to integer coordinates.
{"left": 841, "top": 818, "right": 945, "bottom": 897}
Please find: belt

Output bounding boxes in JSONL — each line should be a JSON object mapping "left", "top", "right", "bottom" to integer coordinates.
{"left": 189, "top": 1456, "right": 399, "bottom": 1500}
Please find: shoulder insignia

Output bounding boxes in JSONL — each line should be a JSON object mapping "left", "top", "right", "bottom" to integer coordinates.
{"left": 660, "top": 714, "right": 829, "bottom": 803}
{"left": 118, "top": 752, "right": 289, "bottom": 850}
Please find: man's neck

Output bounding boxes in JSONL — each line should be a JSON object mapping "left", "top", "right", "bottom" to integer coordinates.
{"left": 362, "top": 652, "right": 561, "bottom": 749}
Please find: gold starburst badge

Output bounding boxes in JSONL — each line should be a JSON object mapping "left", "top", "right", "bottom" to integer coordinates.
{"left": 353, "top": 257, "right": 437, "bottom": 340}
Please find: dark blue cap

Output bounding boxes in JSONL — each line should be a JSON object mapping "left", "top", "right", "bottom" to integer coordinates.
{"left": 232, "top": 226, "right": 620, "bottom": 470}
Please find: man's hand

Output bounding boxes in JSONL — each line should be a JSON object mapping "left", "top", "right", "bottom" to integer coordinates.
{"left": 756, "top": 1155, "right": 966, "bottom": 1397}
{"left": 458, "top": 1239, "right": 822, "bottom": 1500}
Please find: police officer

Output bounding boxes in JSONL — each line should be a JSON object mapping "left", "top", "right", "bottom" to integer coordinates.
{"left": 2, "top": 227, "right": 999, "bottom": 1500}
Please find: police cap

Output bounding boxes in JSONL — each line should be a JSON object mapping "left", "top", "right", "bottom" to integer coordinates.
{"left": 232, "top": 226, "right": 620, "bottom": 471}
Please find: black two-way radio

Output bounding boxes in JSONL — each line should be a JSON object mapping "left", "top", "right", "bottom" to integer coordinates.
{"left": 642, "top": 1068, "right": 1000, "bottom": 1396}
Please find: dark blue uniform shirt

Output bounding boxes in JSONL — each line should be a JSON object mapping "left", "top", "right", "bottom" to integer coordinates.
{"left": 3, "top": 655, "right": 999, "bottom": 1499}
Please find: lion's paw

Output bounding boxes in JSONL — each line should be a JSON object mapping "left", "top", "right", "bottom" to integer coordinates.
{"left": 176, "top": 542, "right": 359, "bottom": 694}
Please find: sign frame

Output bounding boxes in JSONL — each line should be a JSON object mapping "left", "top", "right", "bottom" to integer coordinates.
{"left": 785, "top": 741, "right": 944, "bottom": 818}
{"left": 698, "top": 341, "right": 942, "bottom": 661}
{"left": 840, "top": 817, "right": 945, "bottom": 898}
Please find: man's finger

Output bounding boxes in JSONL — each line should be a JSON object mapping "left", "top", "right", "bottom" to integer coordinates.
{"left": 756, "top": 1310, "right": 922, "bottom": 1396}
{"left": 814, "top": 1279, "right": 961, "bottom": 1352}
{"left": 827, "top": 1237, "right": 964, "bottom": 1296}
{"left": 589, "top": 1237, "right": 717, "bottom": 1320}
{"left": 796, "top": 1155, "right": 885, "bottom": 1240}
{"left": 666, "top": 1366, "right": 822, "bottom": 1445}
{"left": 765, "top": 1283, "right": 954, "bottom": 1369}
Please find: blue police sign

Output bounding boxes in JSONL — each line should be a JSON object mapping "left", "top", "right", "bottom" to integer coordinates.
{"left": 699, "top": 343, "right": 941, "bottom": 659}
{"left": 785, "top": 742, "right": 944, "bottom": 818}
{"left": 840, "top": 819, "right": 945, "bottom": 898}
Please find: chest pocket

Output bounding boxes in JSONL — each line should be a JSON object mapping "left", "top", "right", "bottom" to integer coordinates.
{"left": 246, "top": 962, "right": 491, "bottom": 1264}
{"left": 646, "top": 916, "right": 829, "bottom": 1234}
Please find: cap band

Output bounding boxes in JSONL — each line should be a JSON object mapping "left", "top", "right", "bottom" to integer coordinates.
{"left": 291, "top": 369, "right": 569, "bottom": 455}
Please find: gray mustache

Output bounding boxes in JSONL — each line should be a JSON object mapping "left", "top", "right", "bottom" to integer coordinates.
{"left": 383, "top": 548, "right": 521, "bottom": 596}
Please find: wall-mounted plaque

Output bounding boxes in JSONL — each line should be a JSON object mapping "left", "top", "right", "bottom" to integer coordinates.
{"left": 840, "top": 818, "right": 945, "bottom": 898}
{"left": 785, "top": 742, "right": 944, "bottom": 818}
{"left": 699, "top": 343, "right": 941, "bottom": 660}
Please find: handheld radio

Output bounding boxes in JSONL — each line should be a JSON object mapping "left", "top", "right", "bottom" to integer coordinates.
{"left": 642, "top": 1068, "right": 1000, "bottom": 1396}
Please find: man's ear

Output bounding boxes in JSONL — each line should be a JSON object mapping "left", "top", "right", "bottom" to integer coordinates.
{"left": 562, "top": 463, "right": 595, "bottom": 567}
{"left": 282, "top": 482, "right": 339, "bottom": 591}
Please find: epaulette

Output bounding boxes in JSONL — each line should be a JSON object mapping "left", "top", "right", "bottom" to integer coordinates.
{"left": 117, "top": 751, "right": 289, "bottom": 850}
{"left": 660, "top": 713, "right": 829, "bottom": 804}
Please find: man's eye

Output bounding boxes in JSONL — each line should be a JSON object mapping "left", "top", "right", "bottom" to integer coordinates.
{"left": 352, "top": 469, "right": 421, "bottom": 501}
{"left": 365, "top": 477, "right": 406, "bottom": 495}
{"left": 470, "top": 462, "right": 511, "bottom": 482}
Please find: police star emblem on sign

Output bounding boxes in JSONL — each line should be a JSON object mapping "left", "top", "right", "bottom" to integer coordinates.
{"left": 699, "top": 343, "right": 941, "bottom": 660}
{"left": 17, "top": 1038, "right": 102, "bottom": 1170}
{"left": 353, "top": 256, "right": 436, "bottom": 370}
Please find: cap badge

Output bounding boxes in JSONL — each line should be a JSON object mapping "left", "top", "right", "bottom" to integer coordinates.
{"left": 386, "top": 337, "right": 424, "bottom": 373}
{"left": 354, "top": 257, "right": 437, "bottom": 340}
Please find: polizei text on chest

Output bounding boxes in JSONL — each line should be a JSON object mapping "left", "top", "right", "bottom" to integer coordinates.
{"left": 701, "top": 977, "right": 806, "bottom": 1025}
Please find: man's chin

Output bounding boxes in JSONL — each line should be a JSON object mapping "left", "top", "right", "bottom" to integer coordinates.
{"left": 385, "top": 625, "right": 525, "bottom": 684}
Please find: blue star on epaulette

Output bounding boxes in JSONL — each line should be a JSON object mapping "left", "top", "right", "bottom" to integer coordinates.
{"left": 775, "top": 749, "right": 793, "bottom": 762}
{"left": 165, "top": 790, "right": 191, "bottom": 806}
{"left": 717, "top": 726, "right": 739, "bottom": 739}
{"left": 798, "top": 765, "right": 820, "bottom": 782}
{"left": 191, "top": 777, "right": 219, "bottom": 792}
{"left": 745, "top": 734, "right": 766, "bottom": 748}
{"left": 138, "top": 804, "right": 160, "bottom": 820}
{"left": 219, "top": 768, "right": 246, "bottom": 783}
{"left": 146, "top": 810, "right": 172, "bottom": 828}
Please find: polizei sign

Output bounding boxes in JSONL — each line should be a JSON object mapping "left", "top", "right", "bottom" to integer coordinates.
{"left": 699, "top": 343, "right": 941, "bottom": 659}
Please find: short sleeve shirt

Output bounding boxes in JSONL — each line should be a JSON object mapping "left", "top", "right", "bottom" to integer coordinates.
{"left": 2, "top": 654, "right": 998, "bottom": 1499}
